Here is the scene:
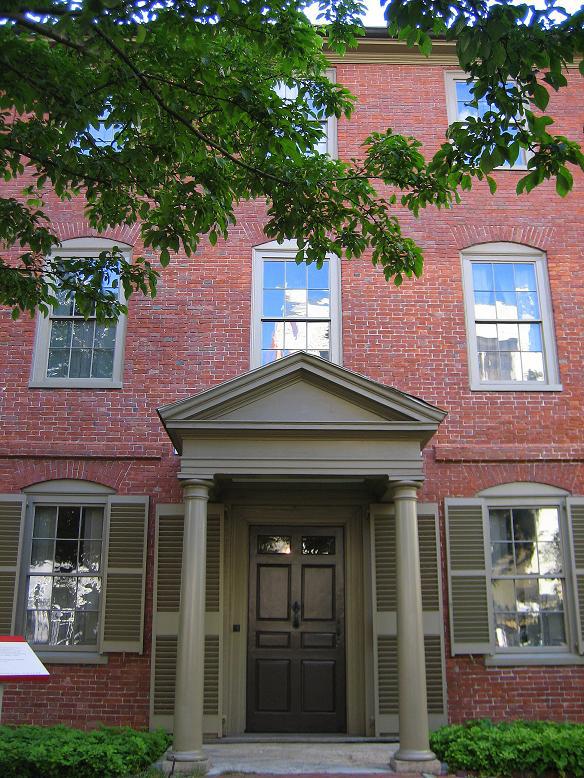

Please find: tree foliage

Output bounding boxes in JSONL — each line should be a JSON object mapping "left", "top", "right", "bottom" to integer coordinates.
{"left": 0, "top": 0, "right": 582, "bottom": 320}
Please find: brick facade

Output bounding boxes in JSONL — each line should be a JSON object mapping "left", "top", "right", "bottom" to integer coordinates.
{"left": 1, "top": 54, "right": 583, "bottom": 728}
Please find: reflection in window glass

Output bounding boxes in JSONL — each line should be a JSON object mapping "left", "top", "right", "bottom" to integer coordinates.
{"left": 489, "top": 506, "right": 566, "bottom": 648}
{"left": 257, "top": 535, "right": 291, "bottom": 554}
{"left": 261, "top": 259, "right": 331, "bottom": 365}
{"left": 26, "top": 505, "right": 104, "bottom": 646}
{"left": 302, "top": 536, "right": 336, "bottom": 555}
{"left": 471, "top": 262, "right": 545, "bottom": 383}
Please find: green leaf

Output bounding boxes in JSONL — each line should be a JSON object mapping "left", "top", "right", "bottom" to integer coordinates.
{"left": 487, "top": 176, "right": 497, "bottom": 194}
{"left": 159, "top": 248, "right": 170, "bottom": 268}
{"left": 555, "top": 167, "right": 573, "bottom": 197}
{"left": 532, "top": 83, "right": 550, "bottom": 111}
{"left": 135, "top": 25, "right": 147, "bottom": 45}
{"left": 209, "top": 229, "right": 218, "bottom": 246}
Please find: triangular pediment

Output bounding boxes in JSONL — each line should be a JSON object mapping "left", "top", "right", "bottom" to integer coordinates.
{"left": 158, "top": 353, "right": 445, "bottom": 441}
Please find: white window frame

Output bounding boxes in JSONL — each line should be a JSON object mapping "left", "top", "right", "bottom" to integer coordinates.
{"left": 276, "top": 68, "right": 337, "bottom": 159}
{"left": 16, "top": 480, "right": 116, "bottom": 663}
{"left": 250, "top": 240, "right": 342, "bottom": 369}
{"left": 444, "top": 71, "right": 529, "bottom": 171}
{"left": 476, "top": 483, "right": 582, "bottom": 665}
{"left": 461, "top": 242, "right": 561, "bottom": 391}
{"left": 29, "top": 237, "right": 130, "bottom": 389}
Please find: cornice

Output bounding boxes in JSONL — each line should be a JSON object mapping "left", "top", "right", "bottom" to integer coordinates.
{"left": 325, "top": 38, "right": 459, "bottom": 65}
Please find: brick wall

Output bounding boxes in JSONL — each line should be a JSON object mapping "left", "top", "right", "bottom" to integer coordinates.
{"left": 0, "top": 58, "right": 582, "bottom": 727}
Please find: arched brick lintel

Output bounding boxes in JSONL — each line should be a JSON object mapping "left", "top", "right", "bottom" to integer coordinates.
{"left": 450, "top": 224, "right": 557, "bottom": 253}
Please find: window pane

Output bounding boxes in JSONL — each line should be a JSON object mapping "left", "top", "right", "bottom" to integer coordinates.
{"left": 514, "top": 263, "right": 537, "bottom": 291}
{"left": 34, "top": 506, "right": 57, "bottom": 538}
{"left": 497, "top": 323, "right": 519, "bottom": 351}
{"left": 495, "top": 290, "right": 518, "bottom": 319}
{"left": 492, "top": 542, "right": 515, "bottom": 574}
{"left": 478, "top": 351, "right": 501, "bottom": 381}
{"left": 30, "top": 539, "right": 55, "bottom": 573}
{"left": 49, "top": 321, "right": 72, "bottom": 348}
{"left": 264, "top": 261, "right": 285, "bottom": 289}
{"left": 54, "top": 540, "right": 78, "bottom": 573}
{"left": 285, "top": 261, "right": 306, "bottom": 289}
{"left": 52, "top": 576, "right": 77, "bottom": 609}
{"left": 495, "top": 614, "right": 519, "bottom": 647}
{"left": 494, "top": 263, "right": 515, "bottom": 291}
{"left": 476, "top": 323, "right": 497, "bottom": 351}
{"left": 519, "top": 323, "right": 542, "bottom": 352}
{"left": 308, "top": 290, "right": 330, "bottom": 317}
{"left": 474, "top": 291, "right": 496, "bottom": 319}
{"left": 522, "top": 352, "right": 545, "bottom": 382}
{"left": 76, "top": 577, "right": 101, "bottom": 610}
{"left": 26, "top": 610, "right": 50, "bottom": 644}
{"left": 302, "top": 536, "right": 336, "bottom": 555}
{"left": 257, "top": 535, "right": 291, "bottom": 554}
{"left": 284, "top": 321, "right": 306, "bottom": 349}
{"left": 50, "top": 610, "right": 76, "bottom": 646}
{"left": 499, "top": 351, "right": 522, "bottom": 381}
{"left": 57, "top": 507, "right": 80, "bottom": 539}
{"left": 47, "top": 349, "right": 70, "bottom": 378}
{"left": 541, "top": 611, "right": 566, "bottom": 646}
{"left": 518, "top": 613, "right": 541, "bottom": 646}
{"left": 73, "top": 611, "right": 99, "bottom": 645}
{"left": 513, "top": 508, "right": 537, "bottom": 541}
{"left": 307, "top": 322, "right": 330, "bottom": 350}
{"left": 91, "top": 350, "right": 114, "bottom": 378}
{"left": 72, "top": 321, "right": 95, "bottom": 348}
{"left": 28, "top": 576, "right": 52, "bottom": 609}
{"left": 285, "top": 289, "right": 307, "bottom": 317}
{"left": 535, "top": 508, "right": 559, "bottom": 541}
{"left": 94, "top": 323, "right": 116, "bottom": 349}
{"left": 490, "top": 509, "right": 512, "bottom": 541}
{"left": 472, "top": 263, "right": 494, "bottom": 291}
{"left": 515, "top": 541, "right": 538, "bottom": 574}
{"left": 261, "top": 350, "right": 279, "bottom": 365}
{"left": 263, "top": 289, "right": 285, "bottom": 317}
{"left": 262, "top": 321, "right": 285, "bottom": 350}
{"left": 79, "top": 539, "right": 102, "bottom": 572}
{"left": 492, "top": 579, "right": 515, "bottom": 611}
{"left": 539, "top": 578, "right": 564, "bottom": 610}
{"left": 307, "top": 261, "right": 329, "bottom": 289}
{"left": 515, "top": 578, "right": 539, "bottom": 613}
{"left": 69, "top": 349, "right": 92, "bottom": 378}
{"left": 53, "top": 289, "right": 75, "bottom": 316}
{"left": 517, "top": 292, "right": 540, "bottom": 320}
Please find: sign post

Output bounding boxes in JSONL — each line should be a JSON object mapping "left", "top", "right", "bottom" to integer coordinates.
{"left": 0, "top": 636, "right": 50, "bottom": 723}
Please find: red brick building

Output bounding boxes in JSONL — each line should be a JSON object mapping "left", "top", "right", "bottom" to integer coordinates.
{"left": 0, "top": 31, "right": 583, "bottom": 770}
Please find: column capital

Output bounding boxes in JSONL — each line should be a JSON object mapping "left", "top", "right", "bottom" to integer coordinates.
{"left": 181, "top": 479, "right": 212, "bottom": 500}
{"left": 391, "top": 480, "right": 422, "bottom": 500}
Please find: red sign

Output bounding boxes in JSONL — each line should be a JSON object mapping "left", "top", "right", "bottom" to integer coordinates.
{"left": 0, "top": 636, "right": 50, "bottom": 682}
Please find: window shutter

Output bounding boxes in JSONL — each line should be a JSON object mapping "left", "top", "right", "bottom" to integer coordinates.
{"left": 370, "top": 503, "right": 446, "bottom": 736}
{"left": 151, "top": 503, "right": 223, "bottom": 734}
{"left": 0, "top": 496, "right": 25, "bottom": 634}
{"left": 445, "top": 499, "right": 493, "bottom": 655}
{"left": 567, "top": 498, "right": 584, "bottom": 655}
{"left": 101, "top": 496, "right": 148, "bottom": 653}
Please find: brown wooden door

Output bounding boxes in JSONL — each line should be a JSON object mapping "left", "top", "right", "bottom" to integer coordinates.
{"left": 246, "top": 525, "right": 346, "bottom": 733}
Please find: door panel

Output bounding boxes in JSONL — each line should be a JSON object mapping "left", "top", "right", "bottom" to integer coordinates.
{"left": 247, "top": 525, "right": 346, "bottom": 733}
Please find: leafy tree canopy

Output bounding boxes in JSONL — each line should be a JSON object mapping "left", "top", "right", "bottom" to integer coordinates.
{"left": 0, "top": 0, "right": 582, "bottom": 320}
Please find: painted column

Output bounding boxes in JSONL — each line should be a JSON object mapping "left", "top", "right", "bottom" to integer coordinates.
{"left": 391, "top": 481, "right": 439, "bottom": 772}
{"left": 171, "top": 479, "right": 211, "bottom": 772}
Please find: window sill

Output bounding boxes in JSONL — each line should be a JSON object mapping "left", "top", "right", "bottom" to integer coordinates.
{"left": 486, "top": 653, "right": 584, "bottom": 667}
{"left": 470, "top": 383, "right": 563, "bottom": 392}
{"left": 29, "top": 380, "right": 123, "bottom": 390}
{"left": 35, "top": 651, "right": 109, "bottom": 665}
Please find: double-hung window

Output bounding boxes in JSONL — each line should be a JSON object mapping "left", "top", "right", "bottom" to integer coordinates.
{"left": 275, "top": 70, "right": 337, "bottom": 158}
{"left": 251, "top": 241, "right": 341, "bottom": 368}
{"left": 461, "top": 243, "right": 561, "bottom": 390}
{"left": 30, "top": 237, "right": 129, "bottom": 388}
{"left": 444, "top": 72, "right": 528, "bottom": 169}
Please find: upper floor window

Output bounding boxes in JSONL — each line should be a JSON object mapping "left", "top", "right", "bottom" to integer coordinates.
{"left": 444, "top": 72, "right": 528, "bottom": 169}
{"left": 29, "top": 238, "right": 129, "bottom": 389}
{"left": 461, "top": 243, "right": 561, "bottom": 391}
{"left": 251, "top": 241, "right": 341, "bottom": 368}
{"left": 275, "top": 69, "right": 337, "bottom": 158}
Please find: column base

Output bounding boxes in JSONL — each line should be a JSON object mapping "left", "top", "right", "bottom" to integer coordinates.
{"left": 391, "top": 753, "right": 442, "bottom": 775}
{"left": 159, "top": 750, "right": 210, "bottom": 775}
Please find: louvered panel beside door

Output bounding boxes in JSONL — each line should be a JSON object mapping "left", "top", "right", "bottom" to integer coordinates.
{"left": 101, "top": 497, "right": 149, "bottom": 653}
{"left": 370, "top": 503, "right": 447, "bottom": 736}
{"left": 445, "top": 499, "right": 493, "bottom": 655}
{"left": 0, "top": 496, "right": 25, "bottom": 634}
{"left": 567, "top": 499, "right": 584, "bottom": 654}
{"left": 151, "top": 503, "right": 224, "bottom": 735}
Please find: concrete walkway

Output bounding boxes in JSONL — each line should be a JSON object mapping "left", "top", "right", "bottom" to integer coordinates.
{"left": 204, "top": 742, "right": 403, "bottom": 775}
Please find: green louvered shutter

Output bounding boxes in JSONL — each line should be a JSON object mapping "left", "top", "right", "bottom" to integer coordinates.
{"left": 101, "top": 496, "right": 148, "bottom": 653}
{"left": 370, "top": 503, "right": 447, "bottom": 736}
{"left": 151, "top": 503, "right": 223, "bottom": 734}
{"left": 0, "top": 496, "right": 25, "bottom": 634}
{"left": 445, "top": 499, "right": 493, "bottom": 655}
{"left": 567, "top": 498, "right": 584, "bottom": 655}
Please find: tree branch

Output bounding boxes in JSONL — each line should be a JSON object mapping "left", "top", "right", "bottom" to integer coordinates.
{"left": 3, "top": 12, "right": 89, "bottom": 53}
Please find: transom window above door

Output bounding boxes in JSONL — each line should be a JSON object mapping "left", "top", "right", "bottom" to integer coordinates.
{"left": 251, "top": 242, "right": 341, "bottom": 368}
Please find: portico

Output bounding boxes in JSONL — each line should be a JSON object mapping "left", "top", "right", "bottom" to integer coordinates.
{"left": 156, "top": 353, "right": 446, "bottom": 773}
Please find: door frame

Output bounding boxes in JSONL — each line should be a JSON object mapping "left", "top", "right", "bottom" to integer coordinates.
{"left": 223, "top": 503, "right": 371, "bottom": 736}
